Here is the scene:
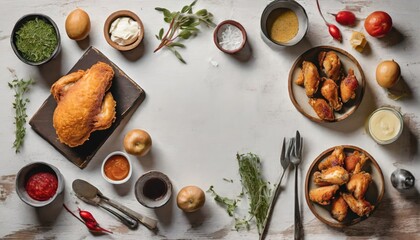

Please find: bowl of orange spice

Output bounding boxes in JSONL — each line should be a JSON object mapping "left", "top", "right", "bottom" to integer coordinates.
{"left": 101, "top": 151, "right": 132, "bottom": 184}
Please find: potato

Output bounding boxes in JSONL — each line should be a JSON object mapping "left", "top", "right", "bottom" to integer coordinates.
{"left": 65, "top": 8, "right": 91, "bottom": 41}
{"left": 376, "top": 60, "right": 401, "bottom": 88}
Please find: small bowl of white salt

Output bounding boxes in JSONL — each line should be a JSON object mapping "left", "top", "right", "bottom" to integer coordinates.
{"left": 213, "top": 20, "right": 247, "bottom": 54}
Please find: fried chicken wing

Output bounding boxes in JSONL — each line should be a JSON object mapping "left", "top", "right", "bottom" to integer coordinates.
{"left": 314, "top": 166, "right": 349, "bottom": 186}
{"left": 331, "top": 195, "right": 348, "bottom": 222}
{"left": 340, "top": 68, "right": 359, "bottom": 103}
{"left": 342, "top": 193, "right": 374, "bottom": 217}
{"left": 347, "top": 172, "right": 372, "bottom": 200}
{"left": 318, "top": 51, "right": 342, "bottom": 81}
{"left": 309, "top": 98, "right": 335, "bottom": 121}
{"left": 52, "top": 62, "right": 116, "bottom": 147}
{"left": 309, "top": 185, "right": 340, "bottom": 205}
{"left": 318, "top": 146, "right": 345, "bottom": 170}
{"left": 295, "top": 61, "right": 320, "bottom": 97}
{"left": 321, "top": 78, "right": 343, "bottom": 111}
{"left": 344, "top": 150, "right": 368, "bottom": 174}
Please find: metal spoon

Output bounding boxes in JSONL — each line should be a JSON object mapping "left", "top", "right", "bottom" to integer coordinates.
{"left": 72, "top": 179, "right": 157, "bottom": 230}
{"left": 391, "top": 169, "right": 415, "bottom": 190}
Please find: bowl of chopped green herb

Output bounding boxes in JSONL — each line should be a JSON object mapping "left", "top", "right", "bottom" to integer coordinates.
{"left": 11, "top": 14, "right": 61, "bottom": 66}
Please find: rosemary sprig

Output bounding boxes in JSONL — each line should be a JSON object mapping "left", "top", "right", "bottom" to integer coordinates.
{"left": 8, "top": 69, "right": 34, "bottom": 153}
{"left": 154, "top": 0, "right": 215, "bottom": 63}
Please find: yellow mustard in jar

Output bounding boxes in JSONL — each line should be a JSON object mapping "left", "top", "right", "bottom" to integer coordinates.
{"left": 368, "top": 107, "right": 403, "bottom": 144}
{"left": 267, "top": 8, "right": 299, "bottom": 43}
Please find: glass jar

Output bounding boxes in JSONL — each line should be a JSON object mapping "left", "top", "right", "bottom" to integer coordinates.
{"left": 367, "top": 106, "right": 403, "bottom": 144}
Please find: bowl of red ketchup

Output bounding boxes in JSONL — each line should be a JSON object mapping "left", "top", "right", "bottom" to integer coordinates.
{"left": 16, "top": 162, "right": 64, "bottom": 207}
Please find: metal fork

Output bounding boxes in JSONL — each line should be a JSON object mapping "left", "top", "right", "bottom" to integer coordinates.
{"left": 260, "top": 137, "right": 294, "bottom": 240}
{"left": 290, "top": 131, "right": 303, "bottom": 240}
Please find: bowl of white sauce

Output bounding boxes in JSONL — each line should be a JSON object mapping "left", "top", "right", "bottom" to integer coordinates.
{"left": 367, "top": 106, "right": 403, "bottom": 145}
{"left": 104, "top": 10, "right": 144, "bottom": 51}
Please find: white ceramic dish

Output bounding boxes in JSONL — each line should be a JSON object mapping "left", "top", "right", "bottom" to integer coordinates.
{"left": 288, "top": 46, "right": 365, "bottom": 123}
{"left": 305, "top": 145, "right": 385, "bottom": 227}
{"left": 101, "top": 151, "right": 132, "bottom": 184}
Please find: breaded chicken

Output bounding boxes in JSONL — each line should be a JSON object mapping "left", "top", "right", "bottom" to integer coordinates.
{"left": 52, "top": 62, "right": 116, "bottom": 147}
{"left": 309, "top": 185, "right": 340, "bottom": 205}
{"left": 331, "top": 195, "right": 348, "bottom": 222}
{"left": 314, "top": 166, "right": 350, "bottom": 186}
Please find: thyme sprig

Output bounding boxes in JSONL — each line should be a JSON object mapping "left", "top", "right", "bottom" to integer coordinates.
{"left": 154, "top": 0, "right": 215, "bottom": 63}
{"left": 237, "top": 153, "right": 271, "bottom": 235}
{"left": 208, "top": 153, "right": 272, "bottom": 235}
{"left": 8, "top": 69, "right": 34, "bottom": 153}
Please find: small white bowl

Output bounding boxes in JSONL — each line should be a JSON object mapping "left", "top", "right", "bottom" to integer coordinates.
{"left": 101, "top": 151, "right": 132, "bottom": 184}
{"left": 260, "top": 0, "right": 308, "bottom": 47}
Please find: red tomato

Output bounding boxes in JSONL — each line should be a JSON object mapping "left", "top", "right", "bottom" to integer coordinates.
{"left": 364, "top": 11, "right": 393, "bottom": 37}
{"left": 335, "top": 11, "right": 356, "bottom": 26}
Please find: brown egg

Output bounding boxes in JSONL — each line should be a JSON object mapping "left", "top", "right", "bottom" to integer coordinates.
{"left": 376, "top": 60, "right": 401, "bottom": 88}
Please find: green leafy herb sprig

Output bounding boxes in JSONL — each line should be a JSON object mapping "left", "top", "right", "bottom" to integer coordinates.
{"left": 154, "top": 0, "right": 215, "bottom": 63}
{"left": 15, "top": 18, "right": 57, "bottom": 63}
{"left": 8, "top": 69, "right": 34, "bottom": 153}
{"left": 208, "top": 153, "right": 272, "bottom": 235}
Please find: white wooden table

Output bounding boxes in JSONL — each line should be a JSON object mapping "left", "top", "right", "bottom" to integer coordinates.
{"left": 1, "top": 0, "right": 419, "bottom": 239}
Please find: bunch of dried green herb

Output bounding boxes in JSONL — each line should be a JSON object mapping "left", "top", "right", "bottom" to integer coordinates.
{"left": 154, "top": 0, "right": 215, "bottom": 63}
{"left": 8, "top": 69, "right": 34, "bottom": 153}
{"left": 208, "top": 153, "right": 271, "bottom": 235}
{"left": 15, "top": 18, "right": 58, "bottom": 62}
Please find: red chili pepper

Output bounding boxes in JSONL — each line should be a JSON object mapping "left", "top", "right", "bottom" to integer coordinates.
{"left": 328, "top": 24, "right": 342, "bottom": 42}
{"left": 63, "top": 204, "right": 112, "bottom": 234}
{"left": 78, "top": 208, "right": 113, "bottom": 233}
{"left": 331, "top": 11, "right": 356, "bottom": 26}
{"left": 316, "top": 0, "right": 343, "bottom": 42}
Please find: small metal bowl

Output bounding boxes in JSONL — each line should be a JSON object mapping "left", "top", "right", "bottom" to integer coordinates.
{"left": 135, "top": 171, "right": 172, "bottom": 208}
{"left": 16, "top": 162, "right": 64, "bottom": 208}
{"left": 104, "top": 10, "right": 144, "bottom": 51}
{"left": 101, "top": 151, "right": 133, "bottom": 185}
{"left": 213, "top": 20, "right": 247, "bottom": 54}
{"left": 260, "top": 0, "right": 308, "bottom": 47}
{"left": 11, "top": 14, "right": 61, "bottom": 66}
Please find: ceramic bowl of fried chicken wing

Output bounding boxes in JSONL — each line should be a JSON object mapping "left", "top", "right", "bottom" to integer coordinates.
{"left": 288, "top": 46, "right": 365, "bottom": 123}
{"left": 305, "top": 145, "right": 384, "bottom": 227}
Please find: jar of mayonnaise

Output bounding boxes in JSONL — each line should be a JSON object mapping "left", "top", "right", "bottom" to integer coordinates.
{"left": 367, "top": 107, "right": 403, "bottom": 144}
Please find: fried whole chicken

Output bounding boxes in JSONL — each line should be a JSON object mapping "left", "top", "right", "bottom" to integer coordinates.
{"left": 347, "top": 172, "right": 372, "bottom": 199}
{"left": 318, "top": 51, "right": 342, "bottom": 81}
{"left": 342, "top": 193, "right": 374, "bottom": 217}
{"left": 344, "top": 150, "right": 368, "bottom": 174}
{"left": 318, "top": 146, "right": 345, "bottom": 170}
{"left": 309, "top": 185, "right": 340, "bottom": 205}
{"left": 331, "top": 195, "right": 348, "bottom": 222}
{"left": 321, "top": 78, "right": 343, "bottom": 111}
{"left": 314, "top": 166, "right": 349, "bottom": 186}
{"left": 52, "top": 62, "right": 116, "bottom": 147}
{"left": 340, "top": 68, "right": 359, "bottom": 103}
{"left": 296, "top": 61, "right": 321, "bottom": 97}
{"left": 309, "top": 98, "right": 335, "bottom": 121}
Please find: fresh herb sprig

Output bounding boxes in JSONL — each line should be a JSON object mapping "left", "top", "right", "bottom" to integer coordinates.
{"left": 154, "top": 0, "right": 215, "bottom": 63}
{"left": 237, "top": 153, "right": 271, "bottom": 235}
{"left": 208, "top": 153, "right": 272, "bottom": 235}
{"left": 8, "top": 69, "right": 34, "bottom": 153}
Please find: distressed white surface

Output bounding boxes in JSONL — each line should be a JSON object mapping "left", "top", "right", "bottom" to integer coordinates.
{"left": 0, "top": 0, "right": 419, "bottom": 239}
